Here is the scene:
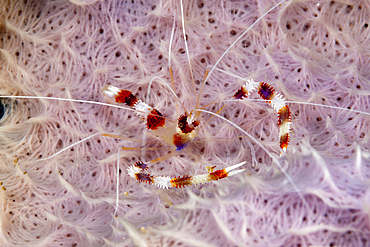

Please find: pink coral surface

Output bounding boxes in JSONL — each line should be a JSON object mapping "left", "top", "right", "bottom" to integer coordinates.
{"left": 1, "top": 0, "right": 370, "bottom": 246}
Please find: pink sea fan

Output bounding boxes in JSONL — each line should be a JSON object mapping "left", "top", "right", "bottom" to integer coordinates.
{"left": 0, "top": 0, "right": 370, "bottom": 246}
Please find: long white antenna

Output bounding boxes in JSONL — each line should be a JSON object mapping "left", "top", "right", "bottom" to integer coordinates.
{"left": 180, "top": 0, "right": 197, "bottom": 96}
{"left": 199, "top": 0, "right": 286, "bottom": 100}
{"left": 114, "top": 148, "right": 120, "bottom": 217}
{"left": 168, "top": 8, "right": 176, "bottom": 66}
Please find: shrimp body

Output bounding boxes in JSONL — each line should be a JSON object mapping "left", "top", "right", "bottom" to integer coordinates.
{"left": 102, "top": 73, "right": 292, "bottom": 189}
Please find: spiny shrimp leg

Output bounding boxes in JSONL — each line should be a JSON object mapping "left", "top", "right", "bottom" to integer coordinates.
{"left": 233, "top": 79, "right": 291, "bottom": 152}
{"left": 101, "top": 85, "right": 166, "bottom": 131}
{"left": 127, "top": 161, "right": 246, "bottom": 189}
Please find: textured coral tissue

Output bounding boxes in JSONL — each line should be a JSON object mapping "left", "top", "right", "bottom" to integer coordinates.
{"left": 1, "top": 0, "right": 370, "bottom": 246}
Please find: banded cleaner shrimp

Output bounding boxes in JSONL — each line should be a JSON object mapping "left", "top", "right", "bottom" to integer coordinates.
{"left": 1, "top": 0, "right": 370, "bottom": 246}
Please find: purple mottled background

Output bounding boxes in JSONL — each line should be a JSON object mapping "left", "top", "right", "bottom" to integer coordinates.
{"left": 1, "top": 0, "right": 370, "bottom": 246}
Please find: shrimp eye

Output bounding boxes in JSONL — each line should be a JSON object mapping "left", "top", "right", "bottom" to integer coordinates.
{"left": 178, "top": 114, "right": 195, "bottom": 134}
{"left": 192, "top": 121, "right": 200, "bottom": 128}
